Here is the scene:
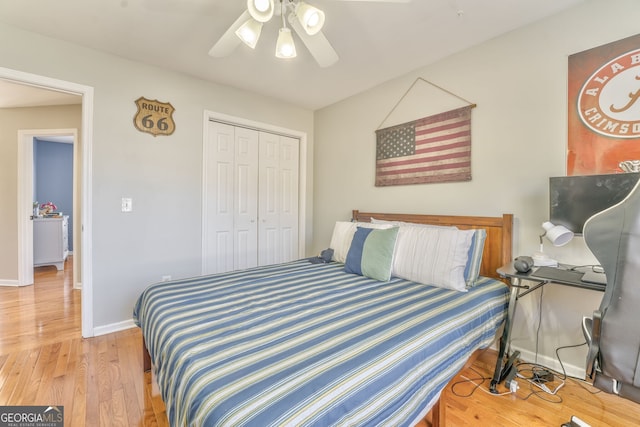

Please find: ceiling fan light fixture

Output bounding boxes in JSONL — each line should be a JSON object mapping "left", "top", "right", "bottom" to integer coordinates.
{"left": 212, "top": 0, "right": 340, "bottom": 66}
{"left": 247, "top": 0, "right": 274, "bottom": 23}
{"left": 235, "top": 18, "right": 263, "bottom": 49}
{"left": 295, "top": 1, "right": 325, "bottom": 35}
{"left": 275, "top": 27, "right": 297, "bottom": 58}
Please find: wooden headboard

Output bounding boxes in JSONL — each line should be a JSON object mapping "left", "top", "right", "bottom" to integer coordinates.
{"left": 352, "top": 210, "right": 513, "bottom": 282}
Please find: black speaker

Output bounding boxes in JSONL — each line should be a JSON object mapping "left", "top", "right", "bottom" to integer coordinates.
{"left": 514, "top": 256, "right": 534, "bottom": 273}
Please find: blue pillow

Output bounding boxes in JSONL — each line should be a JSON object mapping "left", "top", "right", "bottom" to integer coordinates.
{"left": 464, "top": 229, "right": 487, "bottom": 287}
{"left": 345, "top": 226, "right": 399, "bottom": 281}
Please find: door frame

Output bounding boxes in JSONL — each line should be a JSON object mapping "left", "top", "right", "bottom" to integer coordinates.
{"left": 202, "top": 110, "right": 307, "bottom": 274}
{"left": 3, "top": 66, "right": 95, "bottom": 338}
{"left": 18, "top": 128, "right": 78, "bottom": 288}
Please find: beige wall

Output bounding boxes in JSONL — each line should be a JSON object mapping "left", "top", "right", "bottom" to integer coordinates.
{"left": 313, "top": 0, "right": 640, "bottom": 376}
{"left": 0, "top": 104, "right": 82, "bottom": 280}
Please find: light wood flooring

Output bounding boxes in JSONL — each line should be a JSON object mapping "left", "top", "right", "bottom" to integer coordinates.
{"left": 0, "top": 258, "right": 167, "bottom": 426}
{"left": 1, "top": 259, "right": 640, "bottom": 426}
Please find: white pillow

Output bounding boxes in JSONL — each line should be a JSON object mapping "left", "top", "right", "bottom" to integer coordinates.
{"left": 371, "top": 217, "right": 457, "bottom": 230}
{"left": 329, "top": 221, "right": 392, "bottom": 263}
{"left": 372, "top": 218, "right": 487, "bottom": 287}
{"left": 392, "top": 225, "right": 475, "bottom": 291}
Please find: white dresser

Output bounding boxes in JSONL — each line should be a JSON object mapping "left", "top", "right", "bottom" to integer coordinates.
{"left": 34, "top": 216, "right": 69, "bottom": 270}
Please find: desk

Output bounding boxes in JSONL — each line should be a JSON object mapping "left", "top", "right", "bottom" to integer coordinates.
{"left": 489, "top": 262, "right": 606, "bottom": 393}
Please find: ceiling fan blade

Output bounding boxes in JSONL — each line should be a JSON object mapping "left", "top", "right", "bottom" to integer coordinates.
{"left": 288, "top": 14, "right": 339, "bottom": 67}
{"left": 208, "top": 10, "right": 250, "bottom": 57}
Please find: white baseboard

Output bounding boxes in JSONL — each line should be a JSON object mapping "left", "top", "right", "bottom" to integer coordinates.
{"left": 511, "top": 344, "right": 586, "bottom": 379}
{"left": 0, "top": 279, "right": 21, "bottom": 287}
{"left": 93, "top": 319, "right": 137, "bottom": 336}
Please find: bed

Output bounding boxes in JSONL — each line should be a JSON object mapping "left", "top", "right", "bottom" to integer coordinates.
{"left": 134, "top": 210, "right": 513, "bottom": 426}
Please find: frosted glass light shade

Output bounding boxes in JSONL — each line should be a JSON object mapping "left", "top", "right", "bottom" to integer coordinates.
{"left": 275, "top": 27, "right": 297, "bottom": 58}
{"left": 235, "top": 19, "right": 263, "bottom": 48}
{"left": 295, "top": 2, "right": 325, "bottom": 35}
{"left": 247, "top": 0, "right": 274, "bottom": 23}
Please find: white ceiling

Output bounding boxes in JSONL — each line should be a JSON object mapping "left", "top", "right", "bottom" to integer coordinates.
{"left": 0, "top": 79, "right": 81, "bottom": 108}
{"left": 0, "top": 0, "right": 584, "bottom": 110}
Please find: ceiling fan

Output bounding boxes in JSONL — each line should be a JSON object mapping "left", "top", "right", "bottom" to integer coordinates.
{"left": 209, "top": 0, "right": 410, "bottom": 68}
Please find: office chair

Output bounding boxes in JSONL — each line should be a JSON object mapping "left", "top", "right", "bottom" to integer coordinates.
{"left": 582, "top": 177, "right": 640, "bottom": 403}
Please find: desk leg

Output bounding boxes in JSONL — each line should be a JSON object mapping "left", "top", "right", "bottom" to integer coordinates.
{"left": 490, "top": 278, "right": 521, "bottom": 393}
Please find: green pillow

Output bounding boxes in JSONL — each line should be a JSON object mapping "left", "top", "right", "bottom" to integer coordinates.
{"left": 345, "top": 226, "right": 399, "bottom": 281}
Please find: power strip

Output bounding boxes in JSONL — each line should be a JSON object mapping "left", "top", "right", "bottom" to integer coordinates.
{"left": 561, "top": 415, "right": 591, "bottom": 427}
{"left": 505, "top": 365, "right": 519, "bottom": 393}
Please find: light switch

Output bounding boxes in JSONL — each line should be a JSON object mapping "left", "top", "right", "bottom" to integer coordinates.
{"left": 121, "top": 197, "right": 133, "bottom": 212}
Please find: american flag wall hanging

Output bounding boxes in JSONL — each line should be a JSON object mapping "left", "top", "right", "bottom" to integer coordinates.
{"left": 375, "top": 105, "right": 473, "bottom": 186}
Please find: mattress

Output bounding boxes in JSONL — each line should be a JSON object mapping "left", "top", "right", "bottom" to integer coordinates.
{"left": 133, "top": 259, "right": 508, "bottom": 426}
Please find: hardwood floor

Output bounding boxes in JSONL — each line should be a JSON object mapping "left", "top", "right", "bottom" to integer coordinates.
{"left": 0, "top": 258, "right": 167, "bottom": 426}
{"left": 436, "top": 350, "right": 640, "bottom": 427}
{"left": 1, "top": 260, "right": 639, "bottom": 426}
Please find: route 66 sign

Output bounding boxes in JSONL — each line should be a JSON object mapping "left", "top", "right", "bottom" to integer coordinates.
{"left": 133, "top": 97, "right": 176, "bottom": 136}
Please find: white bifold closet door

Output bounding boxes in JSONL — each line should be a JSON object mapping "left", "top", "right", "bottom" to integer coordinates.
{"left": 204, "top": 121, "right": 299, "bottom": 275}
{"left": 257, "top": 131, "right": 299, "bottom": 266}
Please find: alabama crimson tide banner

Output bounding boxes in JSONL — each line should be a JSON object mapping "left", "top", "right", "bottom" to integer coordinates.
{"left": 568, "top": 34, "right": 640, "bottom": 175}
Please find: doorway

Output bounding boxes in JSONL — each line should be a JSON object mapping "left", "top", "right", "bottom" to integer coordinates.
{"left": 2, "top": 66, "right": 95, "bottom": 338}
{"left": 20, "top": 129, "right": 79, "bottom": 288}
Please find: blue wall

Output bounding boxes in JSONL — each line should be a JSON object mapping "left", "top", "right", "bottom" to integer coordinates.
{"left": 35, "top": 138, "right": 74, "bottom": 251}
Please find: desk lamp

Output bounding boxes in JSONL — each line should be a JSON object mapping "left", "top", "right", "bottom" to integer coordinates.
{"left": 532, "top": 221, "right": 574, "bottom": 266}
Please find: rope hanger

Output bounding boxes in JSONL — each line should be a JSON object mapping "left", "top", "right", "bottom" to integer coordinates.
{"left": 377, "top": 77, "right": 476, "bottom": 130}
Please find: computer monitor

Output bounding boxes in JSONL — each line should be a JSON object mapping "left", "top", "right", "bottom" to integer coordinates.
{"left": 549, "top": 173, "right": 640, "bottom": 234}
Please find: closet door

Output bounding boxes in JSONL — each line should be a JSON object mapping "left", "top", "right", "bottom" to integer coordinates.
{"left": 204, "top": 122, "right": 258, "bottom": 274}
{"left": 258, "top": 132, "right": 299, "bottom": 266}
{"left": 204, "top": 120, "right": 299, "bottom": 274}
{"left": 233, "top": 127, "right": 259, "bottom": 270}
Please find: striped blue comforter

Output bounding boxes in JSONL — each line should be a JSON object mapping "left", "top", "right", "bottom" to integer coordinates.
{"left": 134, "top": 260, "right": 508, "bottom": 427}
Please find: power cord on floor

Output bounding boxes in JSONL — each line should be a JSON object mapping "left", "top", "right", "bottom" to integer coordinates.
{"left": 451, "top": 366, "right": 513, "bottom": 397}
{"left": 512, "top": 340, "right": 602, "bottom": 403}
{"left": 455, "top": 288, "right": 601, "bottom": 404}
{"left": 528, "top": 286, "right": 596, "bottom": 397}
{"left": 555, "top": 341, "right": 602, "bottom": 395}
{"left": 555, "top": 341, "right": 586, "bottom": 380}
{"left": 450, "top": 364, "right": 564, "bottom": 403}
{"left": 516, "top": 362, "right": 565, "bottom": 396}
{"left": 449, "top": 306, "right": 592, "bottom": 404}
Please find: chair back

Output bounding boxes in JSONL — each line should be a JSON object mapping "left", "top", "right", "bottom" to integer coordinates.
{"left": 583, "top": 177, "right": 640, "bottom": 402}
